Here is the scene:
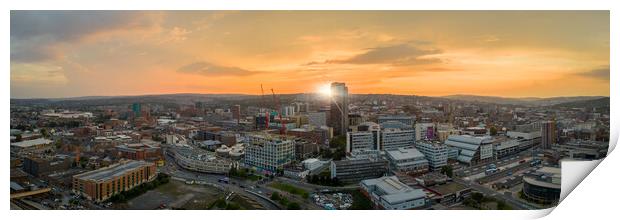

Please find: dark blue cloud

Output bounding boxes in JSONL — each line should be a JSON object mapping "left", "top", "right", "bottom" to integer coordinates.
{"left": 10, "top": 11, "right": 158, "bottom": 62}
{"left": 577, "top": 67, "right": 610, "bottom": 81}
{"left": 321, "top": 43, "right": 443, "bottom": 66}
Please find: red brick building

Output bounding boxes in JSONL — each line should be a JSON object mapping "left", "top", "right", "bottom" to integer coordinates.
{"left": 72, "top": 160, "right": 157, "bottom": 202}
{"left": 115, "top": 143, "right": 162, "bottom": 161}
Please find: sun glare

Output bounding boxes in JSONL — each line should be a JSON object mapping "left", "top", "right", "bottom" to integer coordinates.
{"left": 318, "top": 83, "right": 332, "bottom": 97}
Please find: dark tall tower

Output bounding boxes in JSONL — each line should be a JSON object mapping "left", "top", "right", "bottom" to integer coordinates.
{"left": 132, "top": 103, "right": 142, "bottom": 118}
{"left": 232, "top": 104, "right": 241, "bottom": 122}
{"left": 541, "top": 120, "right": 557, "bottom": 149}
{"left": 330, "top": 82, "right": 349, "bottom": 136}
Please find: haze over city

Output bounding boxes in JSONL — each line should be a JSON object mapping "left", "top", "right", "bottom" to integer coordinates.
{"left": 10, "top": 11, "right": 609, "bottom": 99}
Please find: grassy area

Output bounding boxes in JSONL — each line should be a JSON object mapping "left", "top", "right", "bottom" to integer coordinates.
{"left": 207, "top": 195, "right": 265, "bottom": 210}
{"left": 229, "top": 167, "right": 265, "bottom": 182}
{"left": 210, "top": 198, "right": 242, "bottom": 210}
{"left": 269, "top": 192, "right": 301, "bottom": 210}
{"left": 268, "top": 182, "right": 309, "bottom": 199}
{"left": 462, "top": 192, "right": 513, "bottom": 210}
{"left": 246, "top": 175, "right": 263, "bottom": 181}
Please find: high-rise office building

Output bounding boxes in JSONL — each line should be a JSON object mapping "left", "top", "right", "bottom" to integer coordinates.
{"left": 378, "top": 116, "right": 414, "bottom": 130}
{"left": 243, "top": 133, "right": 295, "bottom": 172}
{"left": 541, "top": 121, "right": 557, "bottom": 149}
{"left": 415, "top": 141, "right": 449, "bottom": 170}
{"left": 346, "top": 122, "right": 381, "bottom": 153}
{"left": 415, "top": 123, "right": 435, "bottom": 141}
{"left": 132, "top": 103, "right": 142, "bottom": 118}
{"left": 307, "top": 111, "right": 327, "bottom": 127}
{"left": 347, "top": 131, "right": 380, "bottom": 153}
{"left": 330, "top": 82, "right": 349, "bottom": 136}
{"left": 231, "top": 104, "right": 241, "bottom": 122}
{"left": 281, "top": 105, "right": 296, "bottom": 117}
{"left": 381, "top": 128, "right": 415, "bottom": 151}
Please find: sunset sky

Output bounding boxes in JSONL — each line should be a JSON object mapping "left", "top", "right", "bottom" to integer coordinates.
{"left": 10, "top": 11, "right": 609, "bottom": 98}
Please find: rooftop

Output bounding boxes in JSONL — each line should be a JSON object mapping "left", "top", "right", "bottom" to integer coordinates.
{"left": 523, "top": 166, "right": 561, "bottom": 189}
{"left": 429, "top": 182, "right": 469, "bottom": 195}
{"left": 362, "top": 176, "right": 426, "bottom": 204}
{"left": 386, "top": 147, "right": 426, "bottom": 161}
{"left": 74, "top": 160, "right": 153, "bottom": 182}
{"left": 116, "top": 143, "right": 160, "bottom": 151}
{"left": 10, "top": 181, "right": 25, "bottom": 191}
{"left": 11, "top": 138, "right": 53, "bottom": 148}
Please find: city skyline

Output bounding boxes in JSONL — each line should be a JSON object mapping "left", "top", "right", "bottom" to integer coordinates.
{"left": 11, "top": 11, "right": 610, "bottom": 98}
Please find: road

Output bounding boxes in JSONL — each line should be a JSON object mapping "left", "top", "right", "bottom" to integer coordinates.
{"left": 161, "top": 151, "right": 281, "bottom": 209}
{"left": 454, "top": 178, "right": 537, "bottom": 210}
{"left": 456, "top": 152, "right": 531, "bottom": 178}
{"left": 264, "top": 180, "right": 323, "bottom": 210}
{"left": 275, "top": 177, "right": 358, "bottom": 192}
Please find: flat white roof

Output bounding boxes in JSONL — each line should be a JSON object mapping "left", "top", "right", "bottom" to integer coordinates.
{"left": 386, "top": 147, "right": 425, "bottom": 161}
{"left": 11, "top": 138, "right": 53, "bottom": 148}
{"left": 362, "top": 176, "right": 426, "bottom": 204}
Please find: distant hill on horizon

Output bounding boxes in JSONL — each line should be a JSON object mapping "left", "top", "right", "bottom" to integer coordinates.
{"left": 11, "top": 92, "right": 609, "bottom": 109}
{"left": 441, "top": 94, "right": 607, "bottom": 106}
{"left": 11, "top": 92, "right": 608, "bottom": 101}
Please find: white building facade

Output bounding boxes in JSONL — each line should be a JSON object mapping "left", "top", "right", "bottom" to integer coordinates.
{"left": 381, "top": 128, "right": 415, "bottom": 151}
{"left": 415, "top": 141, "right": 448, "bottom": 170}
{"left": 243, "top": 134, "right": 295, "bottom": 172}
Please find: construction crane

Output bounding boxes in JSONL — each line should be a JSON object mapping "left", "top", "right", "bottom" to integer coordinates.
{"left": 260, "top": 84, "right": 269, "bottom": 130}
{"left": 271, "top": 88, "right": 286, "bottom": 135}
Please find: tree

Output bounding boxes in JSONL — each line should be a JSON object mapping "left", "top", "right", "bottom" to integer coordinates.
{"left": 441, "top": 165, "right": 453, "bottom": 178}
{"left": 490, "top": 126, "right": 498, "bottom": 136}
{"left": 329, "top": 135, "right": 346, "bottom": 149}
{"left": 471, "top": 192, "right": 484, "bottom": 203}
{"left": 270, "top": 192, "right": 281, "bottom": 201}
{"left": 40, "top": 128, "right": 50, "bottom": 138}
{"left": 278, "top": 197, "right": 289, "bottom": 206}
{"left": 229, "top": 167, "right": 238, "bottom": 176}
{"left": 55, "top": 139, "right": 63, "bottom": 149}
{"left": 287, "top": 202, "right": 301, "bottom": 210}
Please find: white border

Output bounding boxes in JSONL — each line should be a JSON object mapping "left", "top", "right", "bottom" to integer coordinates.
{"left": 3, "top": 1, "right": 618, "bottom": 220}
